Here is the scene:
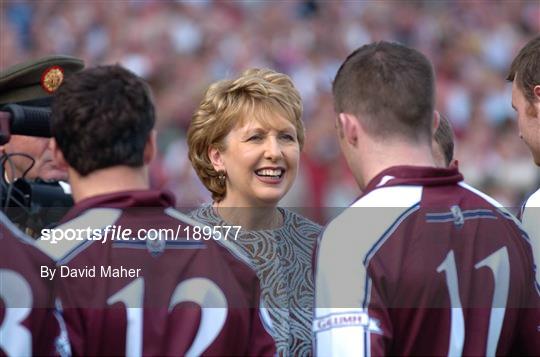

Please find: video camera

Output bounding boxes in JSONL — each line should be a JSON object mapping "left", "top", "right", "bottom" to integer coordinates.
{"left": 0, "top": 104, "right": 53, "bottom": 144}
{"left": 0, "top": 104, "right": 73, "bottom": 235}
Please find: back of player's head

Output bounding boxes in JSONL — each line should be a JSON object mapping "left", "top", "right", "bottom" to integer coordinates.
{"left": 507, "top": 35, "right": 540, "bottom": 104}
{"left": 333, "top": 41, "right": 435, "bottom": 143}
{"left": 51, "top": 64, "right": 155, "bottom": 176}
{"left": 433, "top": 114, "right": 455, "bottom": 167}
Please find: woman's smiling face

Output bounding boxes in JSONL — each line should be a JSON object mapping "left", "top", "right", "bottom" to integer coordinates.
{"left": 209, "top": 112, "right": 300, "bottom": 207}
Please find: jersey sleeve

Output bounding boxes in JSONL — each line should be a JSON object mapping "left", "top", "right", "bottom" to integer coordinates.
{"left": 54, "top": 284, "right": 87, "bottom": 356}
{"left": 0, "top": 214, "right": 65, "bottom": 356}
{"left": 314, "top": 303, "right": 391, "bottom": 356}
{"left": 216, "top": 242, "right": 277, "bottom": 356}
{"left": 521, "top": 198, "right": 540, "bottom": 290}
{"left": 246, "top": 305, "right": 277, "bottom": 356}
{"left": 514, "top": 289, "right": 540, "bottom": 355}
{"left": 521, "top": 195, "right": 540, "bottom": 355}
{"left": 313, "top": 221, "right": 390, "bottom": 356}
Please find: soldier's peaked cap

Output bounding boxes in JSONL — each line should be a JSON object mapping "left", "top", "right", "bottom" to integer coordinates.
{"left": 0, "top": 55, "right": 84, "bottom": 106}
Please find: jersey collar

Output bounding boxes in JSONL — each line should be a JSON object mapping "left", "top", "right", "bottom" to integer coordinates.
{"left": 363, "top": 165, "right": 463, "bottom": 195}
{"left": 61, "top": 189, "right": 176, "bottom": 223}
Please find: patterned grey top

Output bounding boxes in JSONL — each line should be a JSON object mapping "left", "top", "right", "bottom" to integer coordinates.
{"left": 189, "top": 205, "right": 321, "bottom": 356}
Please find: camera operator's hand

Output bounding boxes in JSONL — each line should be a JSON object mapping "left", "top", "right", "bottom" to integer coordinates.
{"left": 1, "top": 135, "right": 66, "bottom": 182}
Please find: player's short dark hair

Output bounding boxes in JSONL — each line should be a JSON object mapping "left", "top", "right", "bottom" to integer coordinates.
{"left": 333, "top": 41, "right": 435, "bottom": 142}
{"left": 433, "top": 114, "right": 454, "bottom": 166}
{"left": 51, "top": 64, "right": 155, "bottom": 176}
{"left": 507, "top": 36, "right": 540, "bottom": 104}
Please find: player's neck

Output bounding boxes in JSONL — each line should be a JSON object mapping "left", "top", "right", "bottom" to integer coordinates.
{"left": 68, "top": 166, "right": 150, "bottom": 203}
{"left": 359, "top": 142, "right": 436, "bottom": 189}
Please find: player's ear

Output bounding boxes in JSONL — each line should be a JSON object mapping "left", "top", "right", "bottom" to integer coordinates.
{"left": 335, "top": 114, "right": 344, "bottom": 139}
{"left": 143, "top": 130, "right": 157, "bottom": 164}
{"left": 432, "top": 110, "right": 440, "bottom": 137}
{"left": 208, "top": 145, "right": 225, "bottom": 172}
{"left": 534, "top": 85, "right": 540, "bottom": 101}
{"left": 50, "top": 138, "right": 68, "bottom": 170}
{"left": 339, "top": 113, "right": 359, "bottom": 147}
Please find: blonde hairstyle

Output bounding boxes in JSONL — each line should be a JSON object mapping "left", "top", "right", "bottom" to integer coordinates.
{"left": 188, "top": 68, "right": 304, "bottom": 202}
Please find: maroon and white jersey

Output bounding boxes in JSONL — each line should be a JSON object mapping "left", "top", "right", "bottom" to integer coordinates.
{"left": 0, "top": 212, "right": 67, "bottom": 356}
{"left": 521, "top": 188, "right": 540, "bottom": 290}
{"left": 314, "top": 166, "right": 540, "bottom": 356}
{"left": 37, "top": 190, "right": 275, "bottom": 356}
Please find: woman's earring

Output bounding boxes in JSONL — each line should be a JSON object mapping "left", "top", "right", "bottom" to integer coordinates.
{"left": 218, "top": 170, "right": 227, "bottom": 186}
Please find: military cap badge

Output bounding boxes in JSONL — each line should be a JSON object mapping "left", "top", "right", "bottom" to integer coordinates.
{"left": 0, "top": 55, "right": 84, "bottom": 105}
{"left": 41, "top": 65, "right": 64, "bottom": 93}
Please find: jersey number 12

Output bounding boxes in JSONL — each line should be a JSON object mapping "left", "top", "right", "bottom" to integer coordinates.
{"left": 108, "top": 277, "right": 228, "bottom": 357}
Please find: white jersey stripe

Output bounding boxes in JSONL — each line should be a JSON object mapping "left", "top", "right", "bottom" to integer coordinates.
{"left": 0, "top": 211, "right": 36, "bottom": 246}
{"left": 315, "top": 186, "right": 423, "bottom": 356}
{"left": 36, "top": 208, "right": 122, "bottom": 262}
{"left": 165, "top": 207, "right": 255, "bottom": 269}
{"left": 521, "top": 189, "right": 540, "bottom": 294}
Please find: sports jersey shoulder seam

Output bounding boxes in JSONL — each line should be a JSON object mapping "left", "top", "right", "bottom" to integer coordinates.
{"left": 35, "top": 208, "right": 122, "bottom": 262}
{"left": 165, "top": 207, "right": 256, "bottom": 270}
{"left": 0, "top": 211, "right": 37, "bottom": 246}
{"left": 524, "top": 188, "right": 540, "bottom": 208}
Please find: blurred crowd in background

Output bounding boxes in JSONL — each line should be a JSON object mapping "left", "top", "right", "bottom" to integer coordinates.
{"left": 2, "top": 0, "right": 539, "bottom": 223}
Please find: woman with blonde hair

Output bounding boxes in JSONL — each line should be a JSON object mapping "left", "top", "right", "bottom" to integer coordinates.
{"left": 188, "top": 68, "right": 321, "bottom": 356}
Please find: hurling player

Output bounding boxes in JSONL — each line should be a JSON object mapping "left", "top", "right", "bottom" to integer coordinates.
{"left": 0, "top": 211, "right": 69, "bottom": 356}
{"left": 314, "top": 42, "right": 539, "bottom": 355}
{"left": 509, "top": 36, "right": 540, "bottom": 292}
{"left": 37, "top": 65, "right": 275, "bottom": 355}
